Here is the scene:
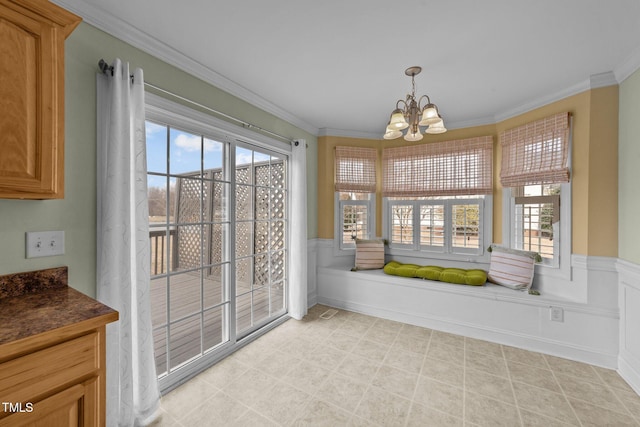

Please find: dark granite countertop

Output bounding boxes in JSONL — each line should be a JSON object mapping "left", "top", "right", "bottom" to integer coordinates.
{"left": 0, "top": 267, "right": 118, "bottom": 345}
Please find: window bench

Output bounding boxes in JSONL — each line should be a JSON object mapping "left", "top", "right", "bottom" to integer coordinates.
{"left": 316, "top": 265, "right": 619, "bottom": 368}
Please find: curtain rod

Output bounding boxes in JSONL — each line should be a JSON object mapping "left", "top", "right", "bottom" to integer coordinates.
{"left": 98, "top": 59, "right": 295, "bottom": 144}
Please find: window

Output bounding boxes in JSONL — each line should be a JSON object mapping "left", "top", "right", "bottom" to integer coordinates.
{"left": 500, "top": 112, "right": 571, "bottom": 273}
{"left": 383, "top": 136, "right": 493, "bottom": 261}
{"left": 513, "top": 184, "right": 560, "bottom": 264}
{"left": 386, "top": 197, "right": 486, "bottom": 256}
{"left": 334, "top": 147, "right": 377, "bottom": 251}
{"left": 337, "top": 192, "right": 374, "bottom": 249}
{"left": 145, "top": 94, "right": 290, "bottom": 391}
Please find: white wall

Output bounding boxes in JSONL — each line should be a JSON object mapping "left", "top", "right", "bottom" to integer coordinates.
{"left": 618, "top": 66, "right": 640, "bottom": 395}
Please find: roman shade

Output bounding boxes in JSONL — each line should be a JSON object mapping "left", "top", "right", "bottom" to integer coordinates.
{"left": 500, "top": 112, "right": 571, "bottom": 187}
{"left": 334, "top": 146, "right": 377, "bottom": 193}
{"left": 382, "top": 136, "right": 493, "bottom": 197}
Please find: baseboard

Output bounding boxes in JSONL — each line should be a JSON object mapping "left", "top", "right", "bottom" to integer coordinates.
{"left": 619, "top": 353, "right": 640, "bottom": 395}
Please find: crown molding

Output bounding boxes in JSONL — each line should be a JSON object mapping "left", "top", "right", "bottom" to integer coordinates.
{"left": 494, "top": 72, "right": 619, "bottom": 124}
{"left": 590, "top": 71, "right": 618, "bottom": 88}
{"left": 614, "top": 44, "right": 640, "bottom": 84}
{"left": 318, "top": 128, "right": 382, "bottom": 140}
{"left": 52, "top": 0, "right": 319, "bottom": 137}
{"left": 494, "top": 78, "right": 590, "bottom": 123}
{"left": 446, "top": 115, "right": 497, "bottom": 131}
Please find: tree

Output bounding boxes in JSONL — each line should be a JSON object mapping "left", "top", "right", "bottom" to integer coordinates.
{"left": 148, "top": 185, "right": 176, "bottom": 221}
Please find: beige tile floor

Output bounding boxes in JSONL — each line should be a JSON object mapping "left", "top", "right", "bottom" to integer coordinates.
{"left": 152, "top": 304, "right": 640, "bottom": 426}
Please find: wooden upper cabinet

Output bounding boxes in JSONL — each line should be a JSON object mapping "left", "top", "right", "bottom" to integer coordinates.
{"left": 0, "top": 0, "right": 80, "bottom": 199}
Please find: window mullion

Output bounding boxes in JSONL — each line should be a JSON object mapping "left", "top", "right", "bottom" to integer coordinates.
{"left": 444, "top": 200, "right": 452, "bottom": 253}
{"left": 413, "top": 201, "right": 420, "bottom": 251}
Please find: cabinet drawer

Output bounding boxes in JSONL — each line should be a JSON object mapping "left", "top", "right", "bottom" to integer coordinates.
{"left": 0, "top": 332, "right": 99, "bottom": 409}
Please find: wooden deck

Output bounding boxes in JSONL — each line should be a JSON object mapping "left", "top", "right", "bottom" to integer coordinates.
{"left": 150, "top": 273, "right": 283, "bottom": 376}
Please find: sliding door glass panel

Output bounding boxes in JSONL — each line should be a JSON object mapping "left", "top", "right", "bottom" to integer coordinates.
{"left": 169, "top": 314, "right": 201, "bottom": 370}
{"left": 235, "top": 146, "right": 288, "bottom": 337}
{"left": 147, "top": 121, "right": 231, "bottom": 378}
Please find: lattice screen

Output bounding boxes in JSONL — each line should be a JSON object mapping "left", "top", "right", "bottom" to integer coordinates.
{"left": 175, "top": 173, "right": 203, "bottom": 270}
{"left": 174, "top": 160, "right": 286, "bottom": 286}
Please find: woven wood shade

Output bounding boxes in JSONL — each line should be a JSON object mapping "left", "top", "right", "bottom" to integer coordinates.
{"left": 500, "top": 112, "right": 570, "bottom": 187}
{"left": 382, "top": 136, "right": 493, "bottom": 197}
{"left": 335, "top": 146, "right": 377, "bottom": 193}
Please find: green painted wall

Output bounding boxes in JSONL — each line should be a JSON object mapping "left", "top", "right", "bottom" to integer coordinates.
{"left": 0, "top": 22, "right": 318, "bottom": 297}
{"left": 619, "top": 68, "right": 640, "bottom": 265}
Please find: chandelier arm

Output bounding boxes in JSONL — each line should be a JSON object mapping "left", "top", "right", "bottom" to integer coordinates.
{"left": 417, "top": 95, "right": 431, "bottom": 110}
{"left": 396, "top": 99, "right": 408, "bottom": 112}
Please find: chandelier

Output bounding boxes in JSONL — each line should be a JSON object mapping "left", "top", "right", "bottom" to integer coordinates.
{"left": 383, "top": 66, "right": 447, "bottom": 141}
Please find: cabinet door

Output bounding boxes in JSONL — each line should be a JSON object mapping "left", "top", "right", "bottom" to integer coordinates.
{"left": 0, "top": 384, "right": 84, "bottom": 427}
{"left": 0, "top": 1, "right": 80, "bottom": 199}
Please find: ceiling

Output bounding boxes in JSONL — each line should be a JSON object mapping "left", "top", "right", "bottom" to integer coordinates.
{"left": 56, "top": 0, "right": 640, "bottom": 138}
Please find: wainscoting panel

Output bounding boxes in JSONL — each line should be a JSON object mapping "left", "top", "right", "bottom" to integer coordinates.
{"left": 618, "top": 259, "right": 640, "bottom": 394}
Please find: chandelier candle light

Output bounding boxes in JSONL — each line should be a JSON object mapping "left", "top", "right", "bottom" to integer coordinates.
{"left": 383, "top": 66, "right": 447, "bottom": 141}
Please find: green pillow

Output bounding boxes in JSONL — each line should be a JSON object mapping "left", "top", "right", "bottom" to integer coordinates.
{"left": 441, "top": 268, "right": 488, "bottom": 286}
{"left": 383, "top": 262, "right": 419, "bottom": 277}
{"left": 383, "top": 261, "right": 487, "bottom": 286}
{"left": 414, "top": 266, "right": 444, "bottom": 281}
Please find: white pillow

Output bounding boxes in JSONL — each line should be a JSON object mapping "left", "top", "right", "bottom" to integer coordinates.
{"left": 487, "top": 245, "right": 538, "bottom": 290}
{"left": 353, "top": 238, "right": 385, "bottom": 270}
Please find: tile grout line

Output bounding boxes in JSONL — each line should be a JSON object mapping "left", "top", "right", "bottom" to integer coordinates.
{"left": 543, "top": 355, "right": 584, "bottom": 427}
{"left": 462, "top": 337, "right": 467, "bottom": 426}
{"left": 591, "top": 365, "right": 640, "bottom": 422}
{"left": 404, "top": 327, "right": 434, "bottom": 427}
{"left": 500, "top": 344, "right": 525, "bottom": 427}
{"left": 348, "top": 318, "right": 383, "bottom": 426}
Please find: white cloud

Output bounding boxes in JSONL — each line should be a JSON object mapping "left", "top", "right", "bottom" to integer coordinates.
{"left": 174, "top": 134, "right": 223, "bottom": 153}
{"left": 146, "top": 121, "right": 165, "bottom": 138}
{"left": 204, "top": 139, "right": 222, "bottom": 153}
{"left": 175, "top": 134, "right": 201, "bottom": 152}
{"left": 236, "top": 152, "right": 253, "bottom": 165}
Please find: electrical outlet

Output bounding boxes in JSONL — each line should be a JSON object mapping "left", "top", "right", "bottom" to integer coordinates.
{"left": 550, "top": 306, "right": 564, "bottom": 322}
{"left": 26, "top": 231, "right": 65, "bottom": 258}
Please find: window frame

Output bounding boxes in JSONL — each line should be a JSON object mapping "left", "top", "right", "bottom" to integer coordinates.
{"left": 383, "top": 195, "right": 492, "bottom": 263}
{"left": 502, "top": 182, "right": 571, "bottom": 279}
{"left": 334, "top": 192, "right": 376, "bottom": 254}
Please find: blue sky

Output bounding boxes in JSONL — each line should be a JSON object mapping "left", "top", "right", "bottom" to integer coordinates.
{"left": 145, "top": 120, "right": 272, "bottom": 188}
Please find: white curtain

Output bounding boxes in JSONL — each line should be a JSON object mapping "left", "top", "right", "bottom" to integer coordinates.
{"left": 289, "top": 139, "right": 308, "bottom": 319}
{"left": 96, "top": 59, "right": 160, "bottom": 426}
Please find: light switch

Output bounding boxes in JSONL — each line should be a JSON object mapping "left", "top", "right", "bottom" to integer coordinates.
{"left": 26, "top": 231, "right": 65, "bottom": 258}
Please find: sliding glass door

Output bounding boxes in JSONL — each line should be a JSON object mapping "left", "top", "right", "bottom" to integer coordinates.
{"left": 146, "top": 117, "right": 288, "bottom": 388}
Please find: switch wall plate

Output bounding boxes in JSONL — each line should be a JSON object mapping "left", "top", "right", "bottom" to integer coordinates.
{"left": 26, "top": 231, "right": 65, "bottom": 258}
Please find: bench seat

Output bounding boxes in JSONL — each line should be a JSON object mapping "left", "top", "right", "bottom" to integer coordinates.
{"left": 316, "top": 265, "right": 619, "bottom": 368}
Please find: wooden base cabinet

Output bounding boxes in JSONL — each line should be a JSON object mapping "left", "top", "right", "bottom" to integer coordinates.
{"left": 0, "top": 325, "right": 112, "bottom": 426}
{"left": 0, "top": 0, "right": 81, "bottom": 199}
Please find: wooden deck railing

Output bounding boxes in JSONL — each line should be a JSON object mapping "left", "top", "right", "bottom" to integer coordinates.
{"left": 149, "top": 226, "right": 178, "bottom": 276}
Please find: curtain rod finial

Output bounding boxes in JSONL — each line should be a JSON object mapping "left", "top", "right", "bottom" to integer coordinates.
{"left": 98, "top": 59, "right": 113, "bottom": 76}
